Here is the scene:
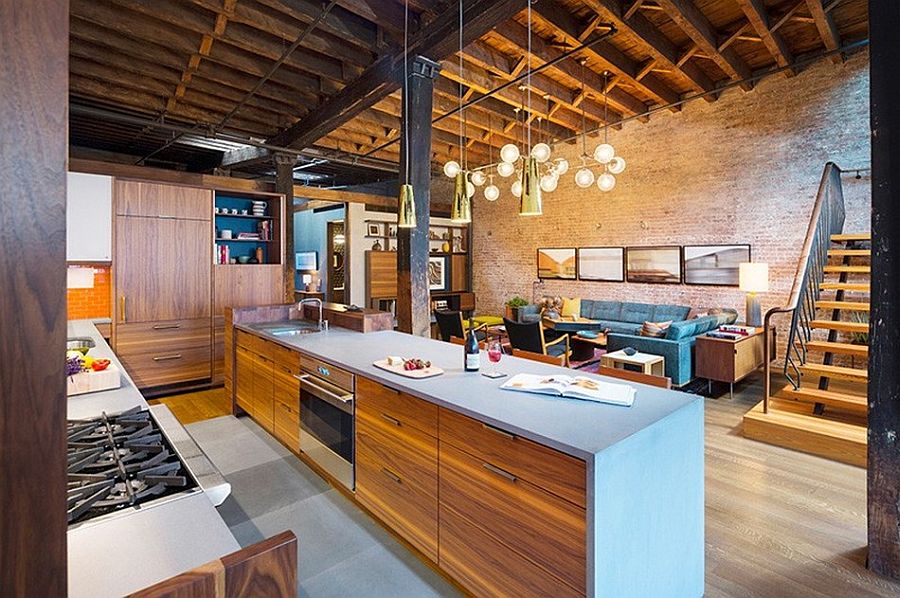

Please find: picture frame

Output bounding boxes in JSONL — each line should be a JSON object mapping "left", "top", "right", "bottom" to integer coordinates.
{"left": 537, "top": 247, "right": 577, "bottom": 280}
{"left": 682, "top": 244, "right": 751, "bottom": 286}
{"left": 625, "top": 246, "right": 682, "bottom": 284}
{"left": 428, "top": 255, "right": 448, "bottom": 292}
{"left": 367, "top": 222, "right": 381, "bottom": 237}
{"left": 577, "top": 247, "right": 625, "bottom": 282}
{"left": 295, "top": 251, "right": 318, "bottom": 271}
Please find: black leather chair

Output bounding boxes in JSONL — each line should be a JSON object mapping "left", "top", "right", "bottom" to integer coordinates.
{"left": 503, "top": 317, "right": 571, "bottom": 367}
{"left": 434, "top": 310, "right": 486, "bottom": 343}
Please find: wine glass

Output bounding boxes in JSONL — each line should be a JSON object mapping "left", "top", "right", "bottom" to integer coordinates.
{"left": 487, "top": 340, "right": 503, "bottom": 377}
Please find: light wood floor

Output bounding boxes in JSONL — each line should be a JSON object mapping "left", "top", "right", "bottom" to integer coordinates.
{"left": 160, "top": 379, "right": 900, "bottom": 596}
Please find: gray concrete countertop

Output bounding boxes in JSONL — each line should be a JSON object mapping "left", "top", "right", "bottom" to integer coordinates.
{"left": 237, "top": 324, "right": 702, "bottom": 460}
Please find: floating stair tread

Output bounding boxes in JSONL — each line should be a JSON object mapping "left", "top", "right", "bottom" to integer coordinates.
{"left": 778, "top": 385, "right": 868, "bottom": 413}
{"left": 809, "top": 319, "right": 869, "bottom": 333}
{"left": 827, "top": 249, "right": 870, "bottom": 257}
{"left": 743, "top": 399, "right": 866, "bottom": 467}
{"left": 804, "top": 340, "right": 869, "bottom": 357}
{"left": 815, "top": 300, "right": 870, "bottom": 312}
{"left": 830, "top": 233, "right": 871, "bottom": 242}
{"left": 821, "top": 282, "right": 870, "bottom": 292}
{"left": 800, "top": 363, "right": 868, "bottom": 382}
{"left": 823, "top": 265, "right": 871, "bottom": 274}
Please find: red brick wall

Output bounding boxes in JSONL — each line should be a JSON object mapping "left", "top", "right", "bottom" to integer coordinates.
{"left": 67, "top": 265, "right": 111, "bottom": 320}
{"left": 471, "top": 50, "right": 871, "bottom": 345}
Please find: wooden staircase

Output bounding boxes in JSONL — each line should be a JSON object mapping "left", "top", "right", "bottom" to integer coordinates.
{"left": 744, "top": 232, "right": 870, "bottom": 467}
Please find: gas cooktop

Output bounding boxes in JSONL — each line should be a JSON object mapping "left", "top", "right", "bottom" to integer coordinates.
{"left": 67, "top": 406, "right": 198, "bottom": 527}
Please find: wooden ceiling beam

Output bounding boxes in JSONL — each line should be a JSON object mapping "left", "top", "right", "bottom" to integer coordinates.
{"left": 253, "top": 0, "right": 381, "bottom": 50}
{"left": 491, "top": 22, "right": 647, "bottom": 117}
{"left": 735, "top": 0, "right": 795, "bottom": 72}
{"left": 233, "top": 0, "right": 529, "bottom": 164}
{"left": 582, "top": 0, "right": 715, "bottom": 98}
{"left": 332, "top": 0, "right": 418, "bottom": 38}
{"left": 533, "top": 0, "right": 681, "bottom": 107}
{"left": 462, "top": 41, "right": 513, "bottom": 78}
{"left": 655, "top": 0, "right": 753, "bottom": 91}
{"left": 805, "top": 0, "right": 842, "bottom": 63}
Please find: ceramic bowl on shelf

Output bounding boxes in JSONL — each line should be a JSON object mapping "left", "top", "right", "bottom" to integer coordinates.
{"left": 237, "top": 256, "right": 250, "bottom": 264}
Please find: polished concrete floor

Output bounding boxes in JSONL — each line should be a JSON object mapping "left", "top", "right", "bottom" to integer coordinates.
{"left": 180, "top": 375, "right": 900, "bottom": 597}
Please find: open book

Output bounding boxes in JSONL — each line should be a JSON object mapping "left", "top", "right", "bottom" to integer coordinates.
{"left": 500, "top": 374, "right": 635, "bottom": 407}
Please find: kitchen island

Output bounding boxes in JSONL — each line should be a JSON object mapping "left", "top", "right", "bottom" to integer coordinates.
{"left": 233, "top": 320, "right": 704, "bottom": 597}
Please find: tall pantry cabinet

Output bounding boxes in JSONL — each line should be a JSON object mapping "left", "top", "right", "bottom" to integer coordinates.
{"left": 113, "top": 180, "right": 213, "bottom": 390}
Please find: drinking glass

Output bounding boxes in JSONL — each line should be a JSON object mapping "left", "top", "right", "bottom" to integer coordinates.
{"left": 486, "top": 340, "right": 504, "bottom": 378}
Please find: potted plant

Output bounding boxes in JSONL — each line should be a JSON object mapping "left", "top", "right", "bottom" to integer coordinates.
{"left": 505, "top": 296, "right": 529, "bottom": 321}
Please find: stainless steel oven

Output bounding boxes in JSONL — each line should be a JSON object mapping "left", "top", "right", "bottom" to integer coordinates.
{"left": 297, "top": 357, "right": 355, "bottom": 491}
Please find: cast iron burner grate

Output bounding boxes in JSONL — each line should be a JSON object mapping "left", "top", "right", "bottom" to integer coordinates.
{"left": 66, "top": 406, "right": 197, "bottom": 526}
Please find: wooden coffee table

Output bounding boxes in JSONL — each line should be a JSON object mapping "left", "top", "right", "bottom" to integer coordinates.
{"left": 541, "top": 316, "right": 606, "bottom": 333}
{"left": 570, "top": 333, "right": 607, "bottom": 362}
{"left": 601, "top": 350, "right": 665, "bottom": 377}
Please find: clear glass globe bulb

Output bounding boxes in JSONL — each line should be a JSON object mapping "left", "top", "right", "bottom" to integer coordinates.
{"left": 466, "top": 181, "right": 475, "bottom": 198}
{"left": 500, "top": 143, "right": 520, "bottom": 164}
{"left": 511, "top": 180, "right": 523, "bottom": 197}
{"left": 555, "top": 158, "right": 569, "bottom": 175}
{"left": 574, "top": 167, "right": 595, "bottom": 189}
{"left": 531, "top": 143, "right": 551, "bottom": 163}
{"left": 607, "top": 156, "right": 626, "bottom": 175}
{"left": 484, "top": 184, "right": 500, "bottom": 201}
{"left": 593, "top": 143, "right": 615, "bottom": 164}
{"left": 497, "top": 161, "right": 515, "bottom": 177}
{"left": 540, "top": 174, "right": 558, "bottom": 192}
{"left": 470, "top": 170, "right": 487, "bottom": 186}
{"left": 443, "top": 160, "right": 461, "bottom": 178}
{"left": 597, "top": 172, "right": 616, "bottom": 192}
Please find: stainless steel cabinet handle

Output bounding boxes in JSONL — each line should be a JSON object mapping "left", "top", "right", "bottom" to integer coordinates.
{"left": 483, "top": 462, "right": 517, "bottom": 483}
{"left": 152, "top": 323, "right": 181, "bottom": 330}
{"left": 481, "top": 423, "right": 515, "bottom": 440}
{"left": 293, "top": 374, "right": 310, "bottom": 381}
{"left": 381, "top": 413, "right": 401, "bottom": 426}
{"left": 381, "top": 467, "right": 402, "bottom": 484}
{"left": 152, "top": 354, "right": 183, "bottom": 362}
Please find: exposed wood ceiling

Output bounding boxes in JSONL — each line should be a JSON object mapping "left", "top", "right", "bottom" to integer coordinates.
{"left": 69, "top": 0, "right": 868, "bottom": 188}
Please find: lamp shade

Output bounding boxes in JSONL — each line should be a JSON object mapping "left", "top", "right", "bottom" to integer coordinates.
{"left": 397, "top": 183, "right": 416, "bottom": 228}
{"left": 519, "top": 156, "right": 542, "bottom": 216}
{"left": 302, "top": 274, "right": 313, "bottom": 284}
{"left": 450, "top": 172, "right": 471, "bottom": 223}
{"left": 739, "top": 263, "right": 769, "bottom": 293}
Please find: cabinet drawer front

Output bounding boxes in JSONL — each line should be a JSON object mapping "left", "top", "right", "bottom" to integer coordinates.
{"left": 356, "top": 412, "right": 438, "bottom": 561}
{"left": 117, "top": 319, "right": 211, "bottom": 352}
{"left": 272, "top": 365, "right": 300, "bottom": 411}
{"left": 235, "top": 329, "right": 254, "bottom": 351}
{"left": 117, "top": 345, "right": 212, "bottom": 388}
{"left": 273, "top": 401, "right": 299, "bottom": 451}
{"left": 235, "top": 348, "right": 254, "bottom": 414}
{"left": 302, "top": 356, "right": 354, "bottom": 392}
{"left": 439, "top": 443, "right": 586, "bottom": 593}
{"left": 115, "top": 180, "right": 211, "bottom": 220}
{"left": 270, "top": 342, "right": 300, "bottom": 375}
{"left": 439, "top": 408, "right": 586, "bottom": 508}
{"left": 439, "top": 502, "right": 582, "bottom": 598}
{"left": 357, "top": 377, "right": 438, "bottom": 437}
{"left": 252, "top": 356, "right": 274, "bottom": 431}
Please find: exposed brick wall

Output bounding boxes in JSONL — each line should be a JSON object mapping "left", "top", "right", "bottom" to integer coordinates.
{"left": 67, "top": 265, "right": 111, "bottom": 320}
{"left": 471, "top": 50, "right": 871, "bottom": 355}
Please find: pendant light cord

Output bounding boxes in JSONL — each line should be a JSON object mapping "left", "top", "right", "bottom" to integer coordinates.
{"left": 580, "top": 60, "right": 587, "bottom": 158}
{"left": 403, "top": 0, "right": 409, "bottom": 183}
{"left": 526, "top": 0, "right": 532, "bottom": 153}
{"left": 603, "top": 71, "right": 609, "bottom": 144}
{"left": 458, "top": 0, "right": 464, "bottom": 170}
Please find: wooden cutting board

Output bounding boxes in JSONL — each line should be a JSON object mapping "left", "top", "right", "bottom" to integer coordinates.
{"left": 373, "top": 359, "right": 444, "bottom": 379}
{"left": 67, "top": 364, "right": 121, "bottom": 396}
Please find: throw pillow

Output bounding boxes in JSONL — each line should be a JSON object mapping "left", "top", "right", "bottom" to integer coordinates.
{"left": 561, "top": 297, "right": 581, "bottom": 318}
{"left": 640, "top": 320, "right": 672, "bottom": 338}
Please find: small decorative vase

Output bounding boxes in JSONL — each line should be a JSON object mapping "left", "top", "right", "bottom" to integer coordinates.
{"left": 372, "top": 240, "right": 382, "bottom": 251}
{"left": 441, "top": 242, "right": 451, "bottom": 252}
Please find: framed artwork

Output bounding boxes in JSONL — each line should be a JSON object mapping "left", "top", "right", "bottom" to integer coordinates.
{"left": 367, "top": 223, "right": 381, "bottom": 237}
{"left": 682, "top": 244, "right": 751, "bottom": 286}
{"left": 428, "top": 255, "right": 448, "bottom": 291}
{"left": 537, "top": 248, "right": 577, "bottom": 280}
{"left": 577, "top": 247, "right": 625, "bottom": 282}
{"left": 626, "top": 246, "right": 682, "bottom": 284}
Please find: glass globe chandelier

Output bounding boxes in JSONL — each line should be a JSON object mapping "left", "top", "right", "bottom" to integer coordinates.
{"left": 569, "top": 65, "right": 626, "bottom": 192}
{"left": 444, "top": 0, "right": 471, "bottom": 223}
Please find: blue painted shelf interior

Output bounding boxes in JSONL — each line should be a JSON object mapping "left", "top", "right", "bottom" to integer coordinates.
{"left": 214, "top": 193, "right": 277, "bottom": 264}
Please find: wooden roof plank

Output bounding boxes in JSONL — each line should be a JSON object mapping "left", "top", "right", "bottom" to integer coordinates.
{"left": 735, "top": 0, "right": 795, "bottom": 71}
{"left": 805, "top": 0, "right": 843, "bottom": 63}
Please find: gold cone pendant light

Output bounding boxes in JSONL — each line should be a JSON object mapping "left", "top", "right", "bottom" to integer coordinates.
{"left": 450, "top": 171, "right": 471, "bottom": 223}
{"left": 397, "top": 183, "right": 416, "bottom": 228}
{"left": 519, "top": 156, "right": 542, "bottom": 216}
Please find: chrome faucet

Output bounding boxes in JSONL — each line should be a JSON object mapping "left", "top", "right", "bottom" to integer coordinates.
{"left": 299, "top": 298, "right": 326, "bottom": 330}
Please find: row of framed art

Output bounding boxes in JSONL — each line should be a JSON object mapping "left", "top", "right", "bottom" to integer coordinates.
{"left": 536, "top": 245, "right": 752, "bottom": 286}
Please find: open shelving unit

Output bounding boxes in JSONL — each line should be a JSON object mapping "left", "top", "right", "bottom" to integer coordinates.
{"left": 363, "top": 219, "right": 468, "bottom": 254}
{"left": 214, "top": 192, "right": 282, "bottom": 265}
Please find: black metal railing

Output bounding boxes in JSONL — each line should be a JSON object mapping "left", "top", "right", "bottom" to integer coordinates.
{"left": 763, "top": 163, "right": 846, "bottom": 413}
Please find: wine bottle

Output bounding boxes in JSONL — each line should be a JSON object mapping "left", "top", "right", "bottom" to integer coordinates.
{"left": 464, "top": 319, "right": 480, "bottom": 372}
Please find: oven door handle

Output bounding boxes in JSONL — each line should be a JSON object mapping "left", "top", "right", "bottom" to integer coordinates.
{"left": 296, "top": 374, "right": 354, "bottom": 414}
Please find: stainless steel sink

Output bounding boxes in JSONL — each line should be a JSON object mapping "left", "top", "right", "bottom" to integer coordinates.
{"left": 270, "top": 328, "right": 320, "bottom": 337}
{"left": 255, "top": 321, "right": 321, "bottom": 337}
{"left": 67, "top": 337, "right": 96, "bottom": 354}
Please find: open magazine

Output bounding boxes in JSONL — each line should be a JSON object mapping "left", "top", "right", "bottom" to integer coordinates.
{"left": 500, "top": 374, "right": 635, "bottom": 407}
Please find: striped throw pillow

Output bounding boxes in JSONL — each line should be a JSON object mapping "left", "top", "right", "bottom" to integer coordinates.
{"left": 640, "top": 321, "right": 672, "bottom": 338}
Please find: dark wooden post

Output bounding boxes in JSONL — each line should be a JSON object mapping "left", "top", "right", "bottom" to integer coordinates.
{"left": 274, "top": 153, "right": 296, "bottom": 303}
{"left": 397, "top": 56, "right": 441, "bottom": 336}
{"left": 0, "top": 0, "right": 69, "bottom": 595}
{"left": 868, "top": 0, "right": 900, "bottom": 580}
